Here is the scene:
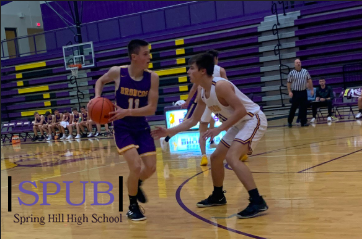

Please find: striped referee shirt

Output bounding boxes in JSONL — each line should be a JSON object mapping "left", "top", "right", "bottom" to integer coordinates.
{"left": 287, "top": 68, "right": 311, "bottom": 91}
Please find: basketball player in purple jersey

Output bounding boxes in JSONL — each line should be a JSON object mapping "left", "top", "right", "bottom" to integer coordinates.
{"left": 89, "top": 39, "right": 159, "bottom": 221}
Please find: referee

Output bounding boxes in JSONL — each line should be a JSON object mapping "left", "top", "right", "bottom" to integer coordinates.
{"left": 287, "top": 58, "right": 314, "bottom": 127}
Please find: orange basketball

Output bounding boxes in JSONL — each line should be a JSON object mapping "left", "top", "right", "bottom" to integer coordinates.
{"left": 88, "top": 97, "right": 115, "bottom": 124}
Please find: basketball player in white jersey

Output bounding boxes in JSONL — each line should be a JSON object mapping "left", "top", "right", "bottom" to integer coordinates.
{"left": 181, "top": 50, "right": 227, "bottom": 166}
{"left": 152, "top": 53, "right": 268, "bottom": 218}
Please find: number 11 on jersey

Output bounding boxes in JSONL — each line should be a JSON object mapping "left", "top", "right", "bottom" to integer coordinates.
{"left": 128, "top": 98, "right": 139, "bottom": 109}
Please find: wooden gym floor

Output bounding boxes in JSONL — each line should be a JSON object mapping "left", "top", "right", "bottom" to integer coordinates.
{"left": 1, "top": 118, "right": 362, "bottom": 239}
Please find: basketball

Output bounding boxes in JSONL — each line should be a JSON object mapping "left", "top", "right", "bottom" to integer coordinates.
{"left": 88, "top": 97, "right": 115, "bottom": 124}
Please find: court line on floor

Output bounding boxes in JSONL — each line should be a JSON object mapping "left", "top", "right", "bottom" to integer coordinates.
{"left": 1, "top": 161, "right": 126, "bottom": 189}
{"left": 298, "top": 148, "right": 362, "bottom": 173}
{"left": 176, "top": 134, "right": 359, "bottom": 238}
{"left": 175, "top": 169, "right": 268, "bottom": 239}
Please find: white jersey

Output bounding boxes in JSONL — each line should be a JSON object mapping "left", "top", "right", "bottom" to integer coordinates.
{"left": 213, "top": 65, "right": 221, "bottom": 77}
{"left": 201, "top": 77, "right": 261, "bottom": 124}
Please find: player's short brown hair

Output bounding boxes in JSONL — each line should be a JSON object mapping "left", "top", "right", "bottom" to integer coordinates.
{"left": 206, "top": 49, "right": 219, "bottom": 58}
{"left": 127, "top": 39, "right": 149, "bottom": 59}
{"left": 188, "top": 53, "right": 214, "bottom": 76}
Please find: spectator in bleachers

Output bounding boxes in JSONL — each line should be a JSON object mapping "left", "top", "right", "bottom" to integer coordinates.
{"left": 87, "top": 120, "right": 111, "bottom": 137}
{"left": 79, "top": 106, "right": 90, "bottom": 137}
{"left": 42, "top": 111, "right": 53, "bottom": 140}
{"left": 48, "top": 108, "right": 63, "bottom": 140}
{"left": 59, "top": 110, "right": 71, "bottom": 140}
{"left": 356, "top": 96, "right": 362, "bottom": 119}
{"left": 32, "top": 112, "right": 45, "bottom": 141}
{"left": 67, "top": 108, "right": 82, "bottom": 139}
{"left": 287, "top": 58, "right": 314, "bottom": 127}
{"left": 310, "top": 78, "right": 334, "bottom": 123}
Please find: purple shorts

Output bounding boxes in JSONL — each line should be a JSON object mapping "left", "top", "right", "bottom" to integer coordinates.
{"left": 113, "top": 120, "right": 156, "bottom": 157}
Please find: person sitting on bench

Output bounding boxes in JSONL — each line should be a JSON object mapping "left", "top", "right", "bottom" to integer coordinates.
{"left": 310, "top": 78, "right": 334, "bottom": 123}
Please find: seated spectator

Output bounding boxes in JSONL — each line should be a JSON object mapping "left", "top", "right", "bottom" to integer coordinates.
{"left": 42, "top": 111, "right": 53, "bottom": 140}
{"left": 59, "top": 110, "right": 71, "bottom": 140}
{"left": 67, "top": 108, "right": 82, "bottom": 139}
{"left": 79, "top": 106, "right": 91, "bottom": 137}
{"left": 87, "top": 120, "right": 111, "bottom": 137}
{"left": 32, "top": 112, "right": 45, "bottom": 141}
{"left": 356, "top": 96, "right": 362, "bottom": 119}
{"left": 48, "top": 108, "right": 63, "bottom": 140}
{"left": 310, "top": 78, "right": 334, "bottom": 123}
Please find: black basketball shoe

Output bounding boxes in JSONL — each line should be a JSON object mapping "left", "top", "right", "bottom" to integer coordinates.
{"left": 126, "top": 204, "right": 146, "bottom": 221}
{"left": 237, "top": 196, "right": 268, "bottom": 219}
{"left": 196, "top": 191, "right": 227, "bottom": 208}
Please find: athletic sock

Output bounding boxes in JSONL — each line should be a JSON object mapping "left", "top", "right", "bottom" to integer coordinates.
{"left": 129, "top": 195, "right": 137, "bottom": 205}
{"left": 213, "top": 186, "right": 223, "bottom": 197}
{"left": 248, "top": 188, "right": 262, "bottom": 204}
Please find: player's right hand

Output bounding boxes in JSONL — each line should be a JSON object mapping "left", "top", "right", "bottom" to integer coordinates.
{"left": 289, "top": 92, "right": 293, "bottom": 98}
{"left": 151, "top": 126, "right": 168, "bottom": 140}
{"left": 87, "top": 96, "right": 101, "bottom": 109}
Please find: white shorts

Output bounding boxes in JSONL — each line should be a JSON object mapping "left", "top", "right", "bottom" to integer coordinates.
{"left": 60, "top": 121, "right": 69, "bottom": 128}
{"left": 220, "top": 112, "right": 267, "bottom": 155}
{"left": 200, "top": 107, "right": 213, "bottom": 123}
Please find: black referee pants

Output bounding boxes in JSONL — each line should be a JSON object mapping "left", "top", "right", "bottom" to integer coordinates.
{"left": 288, "top": 90, "right": 308, "bottom": 125}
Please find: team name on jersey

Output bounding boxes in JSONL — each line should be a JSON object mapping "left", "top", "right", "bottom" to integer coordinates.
{"left": 208, "top": 105, "right": 222, "bottom": 112}
{"left": 120, "top": 87, "right": 148, "bottom": 97}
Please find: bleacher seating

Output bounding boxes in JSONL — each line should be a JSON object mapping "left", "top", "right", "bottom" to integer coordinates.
{"left": 1, "top": 1, "right": 361, "bottom": 131}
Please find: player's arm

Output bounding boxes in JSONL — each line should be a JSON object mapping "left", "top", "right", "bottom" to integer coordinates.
{"left": 39, "top": 115, "right": 44, "bottom": 125}
{"left": 33, "top": 117, "right": 39, "bottom": 126}
{"left": 220, "top": 67, "right": 228, "bottom": 79}
{"left": 151, "top": 94, "right": 206, "bottom": 139}
{"left": 214, "top": 81, "right": 247, "bottom": 132}
{"left": 69, "top": 115, "right": 74, "bottom": 124}
{"left": 306, "top": 71, "right": 314, "bottom": 95}
{"left": 94, "top": 66, "right": 120, "bottom": 98}
{"left": 51, "top": 115, "right": 55, "bottom": 124}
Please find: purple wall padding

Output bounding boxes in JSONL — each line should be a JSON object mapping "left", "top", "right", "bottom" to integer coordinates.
{"left": 216, "top": 1, "right": 244, "bottom": 20}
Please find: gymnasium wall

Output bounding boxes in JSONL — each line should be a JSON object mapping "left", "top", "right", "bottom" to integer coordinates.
{"left": 40, "top": 1, "right": 188, "bottom": 31}
{"left": 40, "top": 1, "right": 314, "bottom": 53}
{"left": 1, "top": 1, "right": 44, "bottom": 57}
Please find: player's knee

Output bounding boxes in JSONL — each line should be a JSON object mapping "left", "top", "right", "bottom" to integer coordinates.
{"left": 210, "top": 152, "right": 222, "bottom": 164}
{"left": 146, "top": 164, "right": 156, "bottom": 175}
{"left": 225, "top": 151, "right": 241, "bottom": 167}
{"left": 129, "top": 159, "right": 142, "bottom": 174}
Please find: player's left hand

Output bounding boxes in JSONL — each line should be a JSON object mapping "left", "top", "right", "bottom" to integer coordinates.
{"left": 108, "top": 105, "right": 129, "bottom": 122}
{"left": 203, "top": 128, "right": 221, "bottom": 142}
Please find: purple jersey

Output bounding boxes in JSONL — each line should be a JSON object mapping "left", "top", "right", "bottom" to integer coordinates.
{"left": 73, "top": 113, "right": 80, "bottom": 122}
{"left": 64, "top": 115, "right": 70, "bottom": 122}
{"left": 44, "top": 116, "right": 51, "bottom": 124}
{"left": 82, "top": 113, "right": 87, "bottom": 121}
{"left": 55, "top": 114, "right": 61, "bottom": 122}
{"left": 115, "top": 66, "right": 152, "bottom": 126}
